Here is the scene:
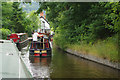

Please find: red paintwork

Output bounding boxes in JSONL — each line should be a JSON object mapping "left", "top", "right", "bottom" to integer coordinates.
{"left": 45, "top": 39, "right": 49, "bottom": 48}
{"left": 7, "top": 34, "right": 20, "bottom": 43}
{"left": 34, "top": 53, "right": 40, "bottom": 56}
{"left": 42, "top": 53, "right": 47, "bottom": 56}
{"left": 38, "top": 32, "right": 43, "bottom": 34}
{"left": 45, "top": 43, "right": 49, "bottom": 48}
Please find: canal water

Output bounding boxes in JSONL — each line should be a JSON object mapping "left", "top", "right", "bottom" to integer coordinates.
{"left": 23, "top": 47, "right": 120, "bottom": 78}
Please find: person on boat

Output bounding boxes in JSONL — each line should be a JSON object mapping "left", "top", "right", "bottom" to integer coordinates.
{"left": 32, "top": 30, "right": 39, "bottom": 41}
{"left": 32, "top": 30, "right": 39, "bottom": 49}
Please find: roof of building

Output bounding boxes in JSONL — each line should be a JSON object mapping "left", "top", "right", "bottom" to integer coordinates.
{"left": 40, "top": 16, "right": 50, "bottom": 25}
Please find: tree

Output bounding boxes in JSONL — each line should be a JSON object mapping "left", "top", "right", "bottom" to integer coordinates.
{"left": 37, "top": 2, "right": 119, "bottom": 46}
{"left": 2, "top": 2, "right": 40, "bottom": 38}
{"left": 11, "top": 2, "right": 26, "bottom": 33}
{"left": 2, "top": 2, "right": 13, "bottom": 30}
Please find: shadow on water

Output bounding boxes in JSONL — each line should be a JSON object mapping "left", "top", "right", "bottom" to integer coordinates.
{"left": 28, "top": 47, "right": 120, "bottom": 78}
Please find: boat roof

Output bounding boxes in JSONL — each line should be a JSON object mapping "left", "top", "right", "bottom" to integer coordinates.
{"left": 17, "top": 33, "right": 27, "bottom": 36}
{"left": 0, "top": 40, "right": 32, "bottom": 78}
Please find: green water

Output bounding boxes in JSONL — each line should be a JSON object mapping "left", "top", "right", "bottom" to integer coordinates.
{"left": 29, "top": 48, "right": 120, "bottom": 78}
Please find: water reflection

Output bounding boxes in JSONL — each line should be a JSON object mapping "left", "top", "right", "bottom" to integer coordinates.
{"left": 27, "top": 47, "right": 120, "bottom": 78}
{"left": 50, "top": 48, "right": 120, "bottom": 78}
{"left": 29, "top": 56, "right": 51, "bottom": 78}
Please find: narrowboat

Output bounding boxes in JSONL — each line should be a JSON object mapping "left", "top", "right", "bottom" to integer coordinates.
{"left": 29, "top": 15, "right": 53, "bottom": 57}
{"left": 7, "top": 33, "right": 29, "bottom": 51}
{"left": 29, "top": 32, "right": 52, "bottom": 57}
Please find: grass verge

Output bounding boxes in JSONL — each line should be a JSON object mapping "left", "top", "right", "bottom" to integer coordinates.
{"left": 67, "top": 35, "right": 119, "bottom": 62}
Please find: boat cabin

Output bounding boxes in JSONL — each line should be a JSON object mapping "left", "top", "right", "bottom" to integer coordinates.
{"left": 29, "top": 32, "right": 52, "bottom": 57}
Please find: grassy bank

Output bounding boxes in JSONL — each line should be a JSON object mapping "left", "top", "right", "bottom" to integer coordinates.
{"left": 54, "top": 34, "right": 119, "bottom": 62}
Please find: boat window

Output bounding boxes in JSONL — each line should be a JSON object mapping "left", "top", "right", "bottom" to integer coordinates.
{"left": 0, "top": 41, "right": 4, "bottom": 43}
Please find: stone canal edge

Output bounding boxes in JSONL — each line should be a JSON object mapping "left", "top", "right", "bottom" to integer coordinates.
{"left": 65, "top": 48, "right": 120, "bottom": 70}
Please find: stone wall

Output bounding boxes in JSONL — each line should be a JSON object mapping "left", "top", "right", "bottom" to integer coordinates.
{"left": 66, "top": 48, "right": 120, "bottom": 70}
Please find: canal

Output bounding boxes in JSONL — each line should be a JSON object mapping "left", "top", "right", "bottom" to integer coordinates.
{"left": 23, "top": 47, "right": 120, "bottom": 78}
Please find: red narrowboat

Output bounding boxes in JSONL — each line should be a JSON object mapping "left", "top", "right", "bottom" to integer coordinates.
{"left": 29, "top": 32, "right": 52, "bottom": 57}
{"left": 7, "top": 33, "right": 29, "bottom": 51}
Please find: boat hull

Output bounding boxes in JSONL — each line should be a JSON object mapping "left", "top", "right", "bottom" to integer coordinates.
{"left": 29, "top": 48, "right": 52, "bottom": 57}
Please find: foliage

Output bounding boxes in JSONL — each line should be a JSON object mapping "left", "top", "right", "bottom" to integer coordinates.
{"left": 0, "top": 28, "right": 11, "bottom": 39}
{"left": 29, "top": 11, "right": 40, "bottom": 30}
{"left": 2, "top": 2, "right": 40, "bottom": 37}
{"left": 12, "top": 2, "right": 26, "bottom": 33}
{"left": 37, "top": 2, "right": 119, "bottom": 45}
{"left": 24, "top": 11, "right": 40, "bottom": 36}
{"left": 2, "top": 2, "right": 14, "bottom": 31}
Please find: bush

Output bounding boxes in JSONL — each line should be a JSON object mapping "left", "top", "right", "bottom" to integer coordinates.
{"left": 0, "top": 28, "right": 11, "bottom": 39}
{"left": 54, "top": 32, "right": 68, "bottom": 50}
